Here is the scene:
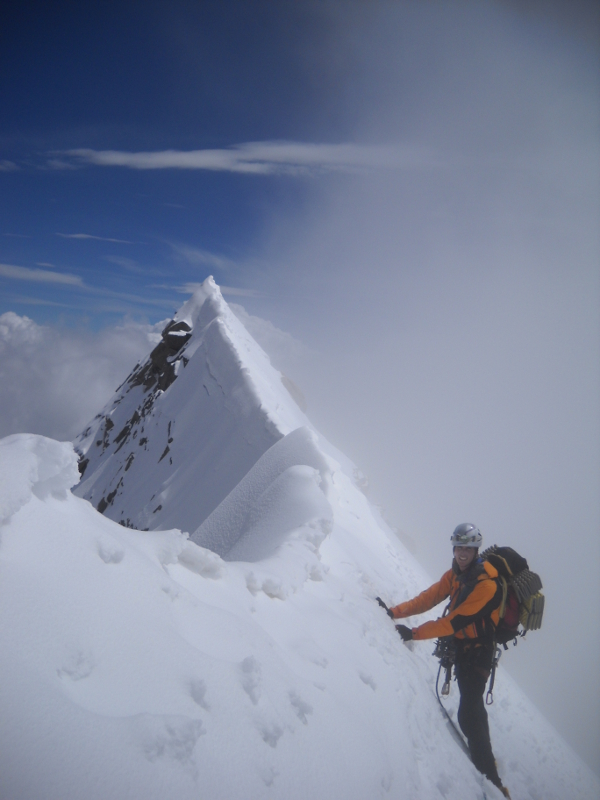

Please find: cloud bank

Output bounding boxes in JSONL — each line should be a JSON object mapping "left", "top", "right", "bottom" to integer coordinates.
{"left": 235, "top": 0, "right": 600, "bottom": 774}
{"left": 0, "top": 312, "right": 162, "bottom": 442}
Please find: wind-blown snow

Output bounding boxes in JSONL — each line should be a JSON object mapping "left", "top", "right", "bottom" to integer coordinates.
{"left": 1, "top": 281, "right": 598, "bottom": 800}
{"left": 191, "top": 426, "right": 333, "bottom": 561}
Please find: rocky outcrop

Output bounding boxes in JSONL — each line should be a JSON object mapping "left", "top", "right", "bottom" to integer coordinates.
{"left": 129, "top": 320, "right": 192, "bottom": 392}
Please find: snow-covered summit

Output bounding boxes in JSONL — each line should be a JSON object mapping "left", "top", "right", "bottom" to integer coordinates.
{"left": 74, "top": 277, "right": 310, "bottom": 534}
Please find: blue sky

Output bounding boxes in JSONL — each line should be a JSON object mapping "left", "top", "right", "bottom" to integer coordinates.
{"left": 0, "top": 0, "right": 372, "bottom": 324}
{"left": 1, "top": 0, "right": 600, "bottom": 774}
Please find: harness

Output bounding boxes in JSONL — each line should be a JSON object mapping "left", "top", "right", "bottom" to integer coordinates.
{"left": 435, "top": 558, "right": 502, "bottom": 705}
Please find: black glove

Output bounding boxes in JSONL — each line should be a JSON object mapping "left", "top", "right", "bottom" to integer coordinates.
{"left": 396, "top": 624, "right": 413, "bottom": 642}
{"left": 376, "top": 597, "right": 395, "bottom": 619}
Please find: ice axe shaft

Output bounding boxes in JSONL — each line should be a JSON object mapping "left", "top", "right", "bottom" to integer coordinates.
{"left": 376, "top": 598, "right": 413, "bottom": 644}
{"left": 375, "top": 596, "right": 395, "bottom": 619}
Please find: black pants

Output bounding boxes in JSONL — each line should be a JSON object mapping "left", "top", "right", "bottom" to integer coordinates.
{"left": 455, "top": 643, "right": 502, "bottom": 788}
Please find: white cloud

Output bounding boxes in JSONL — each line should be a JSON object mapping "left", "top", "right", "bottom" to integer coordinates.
{"left": 0, "top": 312, "right": 162, "bottom": 441}
{"left": 6, "top": 295, "right": 72, "bottom": 308}
{"left": 63, "top": 141, "right": 436, "bottom": 175}
{"left": 0, "top": 312, "right": 44, "bottom": 346}
{"left": 171, "top": 244, "right": 238, "bottom": 270}
{"left": 45, "top": 158, "right": 77, "bottom": 170}
{"left": 179, "top": 282, "right": 263, "bottom": 298}
{"left": 104, "top": 255, "right": 147, "bottom": 274}
{"left": 0, "top": 263, "right": 84, "bottom": 286}
{"left": 0, "top": 160, "right": 19, "bottom": 172}
{"left": 56, "top": 233, "right": 134, "bottom": 243}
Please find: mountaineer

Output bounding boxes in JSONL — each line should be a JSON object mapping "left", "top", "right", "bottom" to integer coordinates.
{"left": 380, "top": 523, "right": 511, "bottom": 798}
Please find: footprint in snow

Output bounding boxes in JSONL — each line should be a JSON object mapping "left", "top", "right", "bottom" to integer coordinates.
{"left": 188, "top": 678, "right": 210, "bottom": 710}
{"left": 161, "top": 583, "right": 180, "bottom": 600}
{"left": 240, "top": 656, "right": 261, "bottom": 705}
{"left": 57, "top": 649, "right": 96, "bottom": 681}
{"left": 258, "top": 721, "right": 283, "bottom": 748}
{"left": 134, "top": 713, "right": 205, "bottom": 774}
{"left": 97, "top": 540, "right": 125, "bottom": 564}
{"left": 359, "top": 671, "right": 377, "bottom": 691}
{"left": 381, "top": 770, "right": 394, "bottom": 792}
{"left": 261, "top": 578, "right": 286, "bottom": 599}
{"left": 260, "top": 766, "right": 279, "bottom": 787}
{"left": 289, "top": 690, "right": 313, "bottom": 724}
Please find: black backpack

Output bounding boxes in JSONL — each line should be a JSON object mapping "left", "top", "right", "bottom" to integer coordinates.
{"left": 480, "top": 545, "right": 545, "bottom": 647}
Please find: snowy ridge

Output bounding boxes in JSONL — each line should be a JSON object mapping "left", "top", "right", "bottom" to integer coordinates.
{"left": 74, "top": 277, "right": 309, "bottom": 534}
{"left": 1, "top": 281, "right": 598, "bottom": 799}
{"left": 0, "top": 433, "right": 597, "bottom": 800}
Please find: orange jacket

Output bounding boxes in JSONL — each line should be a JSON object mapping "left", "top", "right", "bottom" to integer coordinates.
{"left": 390, "top": 559, "right": 502, "bottom": 641}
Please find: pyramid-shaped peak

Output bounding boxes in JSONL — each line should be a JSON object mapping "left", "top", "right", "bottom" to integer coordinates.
{"left": 73, "top": 279, "right": 310, "bottom": 534}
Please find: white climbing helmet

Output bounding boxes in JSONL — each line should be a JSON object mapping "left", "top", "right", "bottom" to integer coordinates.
{"left": 450, "top": 523, "right": 482, "bottom": 548}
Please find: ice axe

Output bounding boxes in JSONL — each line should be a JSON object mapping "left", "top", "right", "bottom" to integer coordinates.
{"left": 375, "top": 596, "right": 394, "bottom": 618}
{"left": 376, "top": 597, "right": 414, "bottom": 641}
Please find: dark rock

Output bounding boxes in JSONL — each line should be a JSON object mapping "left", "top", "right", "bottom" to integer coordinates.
{"left": 96, "top": 480, "right": 122, "bottom": 514}
{"left": 129, "top": 319, "right": 192, "bottom": 393}
{"left": 101, "top": 417, "right": 114, "bottom": 452}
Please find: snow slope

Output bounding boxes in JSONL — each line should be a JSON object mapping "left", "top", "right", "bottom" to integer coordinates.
{"left": 1, "top": 434, "right": 597, "bottom": 800}
{"left": 1, "top": 280, "right": 598, "bottom": 799}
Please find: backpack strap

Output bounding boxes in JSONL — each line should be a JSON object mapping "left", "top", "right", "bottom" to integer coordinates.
{"left": 497, "top": 575, "right": 509, "bottom": 619}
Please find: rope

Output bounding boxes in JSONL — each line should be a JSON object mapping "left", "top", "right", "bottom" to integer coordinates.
{"left": 435, "top": 662, "right": 471, "bottom": 758}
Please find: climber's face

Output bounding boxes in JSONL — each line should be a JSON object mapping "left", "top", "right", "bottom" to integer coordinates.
{"left": 453, "top": 546, "right": 478, "bottom": 572}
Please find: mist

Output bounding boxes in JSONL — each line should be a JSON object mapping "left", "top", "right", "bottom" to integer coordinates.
{"left": 237, "top": 0, "right": 599, "bottom": 774}
{"left": 0, "top": 313, "right": 160, "bottom": 442}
